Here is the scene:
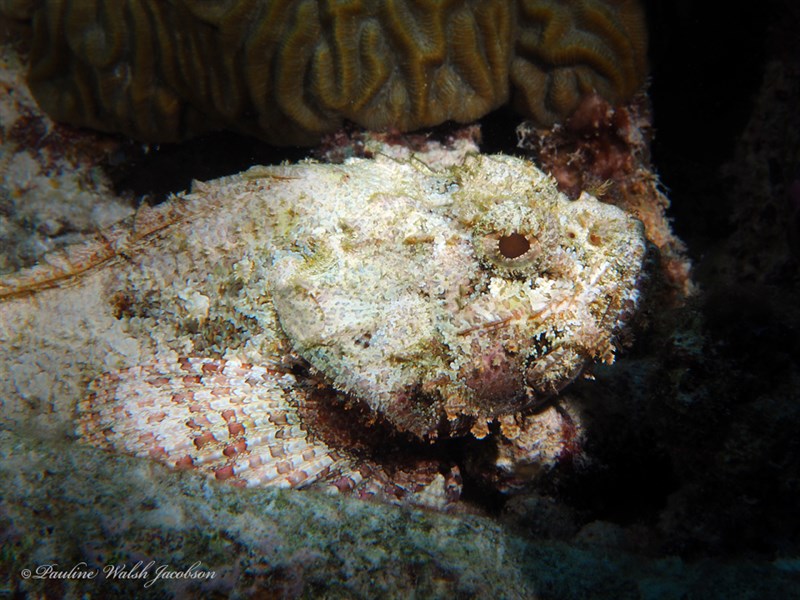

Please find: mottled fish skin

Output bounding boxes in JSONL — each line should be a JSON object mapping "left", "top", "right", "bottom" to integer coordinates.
{"left": 261, "top": 155, "right": 647, "bottom": 437}
{"left": 0, "top": 154, "right": 646, "bottom": 503}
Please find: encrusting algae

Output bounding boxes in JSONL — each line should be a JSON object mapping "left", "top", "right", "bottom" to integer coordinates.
{"left": 0, "top": 153, "right": 647, "bottom": 506}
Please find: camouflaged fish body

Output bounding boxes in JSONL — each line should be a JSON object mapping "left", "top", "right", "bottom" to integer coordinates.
{"left": 0, "top": 154, "right": 646, "bottom": 499}
{"left": 2, "top": 0, "right": 647, "bottom": 144}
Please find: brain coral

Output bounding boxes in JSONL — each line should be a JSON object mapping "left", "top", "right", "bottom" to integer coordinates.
{"left": 4, "top": 0, "right": 647, "bottom": 144}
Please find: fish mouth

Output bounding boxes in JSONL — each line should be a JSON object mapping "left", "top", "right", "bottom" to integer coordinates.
{"left": 448, "top": 298, "right": 593, "bottom": 418}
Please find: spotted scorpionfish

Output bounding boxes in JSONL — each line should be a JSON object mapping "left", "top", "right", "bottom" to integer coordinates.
{"left": 0, "top": 153, "right": 646, "bottom": 507}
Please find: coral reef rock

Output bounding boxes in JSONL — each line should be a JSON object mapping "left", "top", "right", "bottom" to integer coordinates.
{"left": 517, "top": 92, "right": 694, "bottom": 299}
{"left": 0, "top": 153, "right": 647, "bottom": 504}
{"left": 1, "top": 0, "right": 647, "bottom": 144}
{"left": 4, "top": 427, "right": 798, "bottom": 599}
{"left": 0, "top": 39, "right": 133, "bottom": 274}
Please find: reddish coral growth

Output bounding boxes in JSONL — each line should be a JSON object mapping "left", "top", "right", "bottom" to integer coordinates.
{"left": 6, "top": 95, "right": 123, "bottom": 175}
{"left": 517, "top": 93, "right": 693, "bottom": 301}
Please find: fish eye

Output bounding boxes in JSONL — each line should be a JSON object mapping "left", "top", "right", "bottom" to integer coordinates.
{"left": 473, "top": 202, "right": 559, "bottom": 278}
{"left": 498, "top": 232, "right": 531, "bottom": 259}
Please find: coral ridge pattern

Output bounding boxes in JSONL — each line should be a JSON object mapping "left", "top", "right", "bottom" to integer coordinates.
{"left": 2, "top": 0, "right": 647, "bottom": 143}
